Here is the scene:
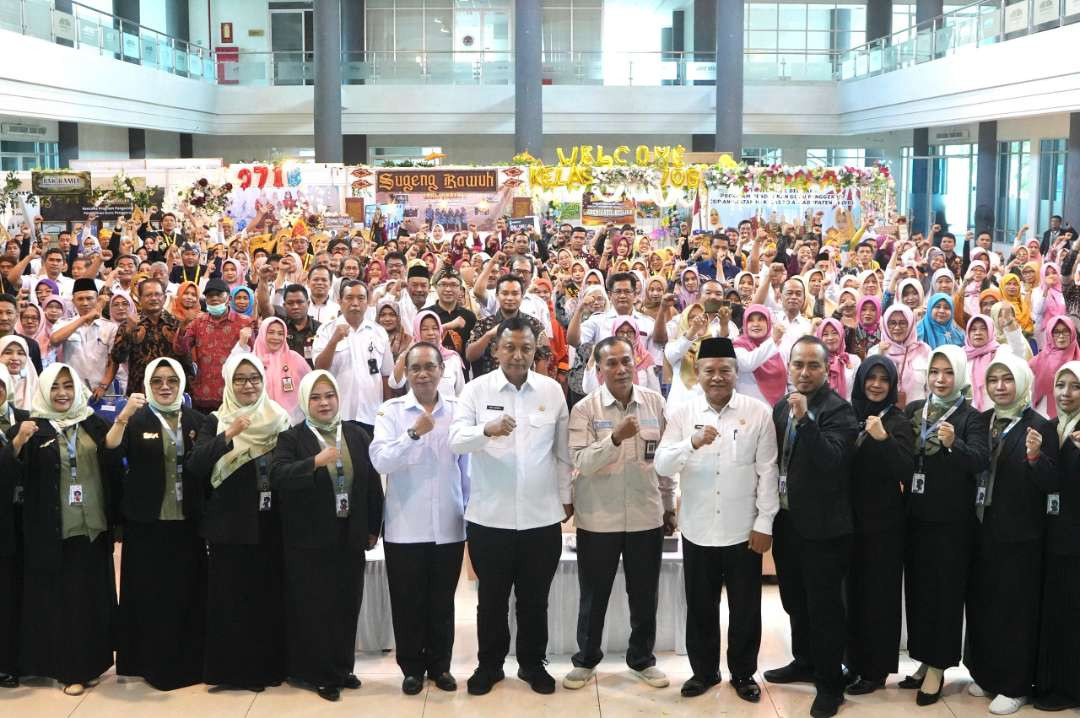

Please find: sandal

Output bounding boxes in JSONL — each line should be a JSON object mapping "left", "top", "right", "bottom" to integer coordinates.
{"left": 62, "top": 683, "right": 86, "bottom": 696}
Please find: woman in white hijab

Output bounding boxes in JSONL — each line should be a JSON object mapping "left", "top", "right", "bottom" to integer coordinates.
{"left": 0, "top": 364, "right": 29, "bottom": 687}
{"left": 2, "top": 363, "right": 118, "bottom": 696}
{"left": 187, "top": 352, "right": 291, "bottom": 693}
{"left": 0, "top": 335, "right": 37, "bottom": 410}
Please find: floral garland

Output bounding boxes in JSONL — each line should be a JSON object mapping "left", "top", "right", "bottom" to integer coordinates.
{"left": 92, "top": 173, "right": 161, "bottom": 209}
{"left": 0, "top": 171, "right": 25, "bottom": 214}
{"left": 176, "top": 177, "right": 233, "bottom": 216}
{"left": 702, "top": 163, "right": 893, "bottom": 207}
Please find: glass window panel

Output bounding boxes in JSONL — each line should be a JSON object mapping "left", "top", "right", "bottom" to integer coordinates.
{"left": 366, "top": 9, "right": 394, "bottom": 52}
{"left": 806, "top": 30, "right": 831, "bottom": 49}
{"left": 2, "top": 141, "right": 35, "bottom": 153}
{"left": 426, "top": 8, "right": 453, "bottom": 52}
{"left": 542, "top": 8, "right": 571, "bottom": 54}
{"left": 572, "top": 8, "right": 601, "bottom": 53}
{"left": 748, "top": 4, "right": 778, "bottom": 29}
{"left": 0, "top": 158, "right": 18, "bottom": 171}
{"left": 778, "top": 30, "right": 806, "bottom": 48}
{"left": 807, "top": 7, "right": 833, "bottom": 30}
{"left": 396, "top": 9, "right": 424, "bottom": 51}
{"left": 748, "top": 30, "right": 778, "bottom": 48}
{"left": 778, "top": 4, "right": 807, "bottom": 29}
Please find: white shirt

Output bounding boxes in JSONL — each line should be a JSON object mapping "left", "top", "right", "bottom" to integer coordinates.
{"left": 484, "top": 292, "right": 552, "bottom": 336}
{"left": 52, "top": 316, "right": 117, "bottom": 388}
{"left": 769, "top": 310, "right": 814, "bottom": 362}
{"left": 308, "top": 297, "right": 340, "bottom": 324}
{"left": 311, "top": 317, "right": 393, "bottom": 424}
{"left": 369, "top": 391, "right": 470, "bottom": 544}
{"left": 655, "top": 391, "right": 780, "bottom": 547}
{"left": 449, "top": 369, "right": 572, "bottom": 530}
{"left": 662, "top": 318, "right": 741, "bottom": 410}
{"left": 24, "top": 273, "right": 74, "bottom": 297}
{"left": 389, "top": 352, "right": 466, "bottom": 398}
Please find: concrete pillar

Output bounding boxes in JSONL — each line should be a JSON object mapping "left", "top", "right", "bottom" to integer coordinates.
{"left": 314, "top": 0, "right": 343, "bottom": 163}
{"left": 916, "top": 0, "right": 943, "bottom": 24}
{"left": 514, "top": 0, "right": 542, "bottom": 156}
{"left": 342, "top": 0, "right": 365, "bottom": 84}
{"left": 58, "top": 122, "right": 78, "bottom": 168}
{"left": 975, "top": 121, "right": 998, "bottom": 235}
{"left": 866, "top": 0, "right": 892, "bottom": 41}
{"left": 1065, "top": 113, "right": 1080, "bottom": 225}
{"left": 128, "top": 128, "right": 146, "bottom": 159}
{"left": 715, "top": 0, "right": 743, "bottom": 157}
{"left": 911, "top": 127, "right": 930, "bottom": 235}
{"left": 166, "top": 0, "right": 189, "bottom": 41}
{"left": 344, "top": 135, "right": 368, "bottom": 164}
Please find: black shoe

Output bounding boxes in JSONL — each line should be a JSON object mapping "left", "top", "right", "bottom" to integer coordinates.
{"left": 680, "top": 675, "right": 720, "bottom": 697}
{"left": 431, "top": 672, "right": 457, "bottom": 692}
{"left": 731, "top": 675, "right": 761, "bottom": 703}
{"left": 517, "top": 665, "right": 556, "bottom": 695}
{"left": 0, "top": 673, "right": 17, "bottom": 689}
{"left": 1034, "top": 694, "right": 1080, "bottom": 712}
{"left": 317, "top": 685, "right": 340, "bottom": 702}
{"left": 764, "top": 661, "right": 815, "bottom": 684}
{"left": 402, "top": 675, "right": 424, "bottom": 695}
{"left": 898, "top": 675, "right": 924, "bottom": 689}
{"left": 342, "top": 673, "right": 361, "bottom": 690}
{"left": 245, "top": 685, "right": 265, "bottom": 693}
{"left": 810, "top": 691, "right": 845, "bottom": 718}
{"left": 466, "top": 666, "right": 505, "bottom": 696}
{"left": 846, "top": 678, "right": 885, "bottom": 695}
{"left": 916, "top": 681, "right": 943, "bottom": 707}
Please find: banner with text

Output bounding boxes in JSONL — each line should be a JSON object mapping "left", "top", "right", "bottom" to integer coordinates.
{"left": 706, "top": 188, "right": 863, "bottom": 234}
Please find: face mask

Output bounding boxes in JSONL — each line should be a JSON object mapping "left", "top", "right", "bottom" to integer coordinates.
{"left": 207, "top": 302, "right": 228, "bottom": 317}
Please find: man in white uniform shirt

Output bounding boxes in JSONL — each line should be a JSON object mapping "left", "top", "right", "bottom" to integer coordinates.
{"left": 449, "top": 315, "right": 572, "bottom": 697}
{"left": 569, "top": 272, "right": 665, "bottom": 356}
{"left": 370, "top": 342, "right": 469, "bottom": 697}
{"left": 655, "top": 336, "right": 779, "bottom": 703}
{"left": 48, "top": 278, "right": 117, "bottom": 395}
{"left": 755, "top": 277, "right": 813, "bottom": 362}
{"left": 305, "top": 265, "right": 340, "bottom": 323}
{"left": 313, "top": 279, "right": 393, "bottom": 435}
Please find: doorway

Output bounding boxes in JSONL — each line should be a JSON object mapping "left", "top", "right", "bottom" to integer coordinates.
{"left": 270, "top": 4, "right": 314, "bottom": 85}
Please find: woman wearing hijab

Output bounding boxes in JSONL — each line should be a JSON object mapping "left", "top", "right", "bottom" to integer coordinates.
{"left": 186, "top": 354, "right": 292, "bottom": 692}
{"left": 899, "top": 345, "right": 989, "bottom": 704}
{"left": 816, "top": 318, "right": 860, "bottom": 401}
{"left": 247, "top": 316, "right": 311, "bottom": 423}
{"left": 964, "top": 315, "right": 1001, "bottom": 412}
{"left": 374, "top": 296, "right": 412, "bottom": 365}
{"left": 999, "top": 273, "right": 1034, "bottom": 337}
{"left": 170, "top": 281, "right": 203, "bottom": 325}
{"left": 582, "top": 316, "right": 661, "bottom": 394}
{"left": 37, "top": 296, "right": 67, "bottom": 367}
{"left": 1034, "top": 361, "right": 1080, "bottom": 711}
{"left": 0, "top": 336, "right": 37, "bottom": 410}
{"left": 1032, "top": 262, "right": 1066, "bottom": 342}
{"left": 964, "top": 352, "right": 1058, "bottom": 714}
{"left": 390, "top": 310, "right": 466, "bottom": 398}
{"left": 106, "top": 358, "right": 207, "bottom": 690}
{"left": 990, "top": 301, "right": 1033, "bottom": 360}
{"left": 15, "top": 303, "right": 41, "bottom": 340}
{"left": 1029, "top": 316, "right": 1080, "bottom": 418}
{"left": 844, "top": 355, "right": 915, "bottom": 695}
{"left": 871, "top": 305, "right": 931, "bottom": 407}
{"left": 269, "top": 370, "right": 384, "bottom": 702}
{"left": 979, "top": 287, "right": 1002, "bottom": 316}
{"left": 664, "top": 303, "right": 712, "bottom": 408}
{"left": 895, "top": 277, "right": 925, "bottom": 314}
{"left": 0, "top": 365, "right": 29, "bottom": 688}
{"left": 231, "top": 286, "right": 255, "bottom": 318}
{"left": 731, "top": 304, "right": 787, "bottom": 407}
{"left": 675, "top": 266, "right": 701, "bottom": 310}
{"left": 220, "top": 259, "right": 246, "bottom": 292}
{"left": 917, "top": 293, "right": 965, "bottom": 349}
{"left": 1, "top": 364, "right": 118, "bottom": 695}
{"left": 530, "top": 277, "right": 571, "bottom": 378}
{"left": 851, "top": 295, "right": 881, "bottom": 359}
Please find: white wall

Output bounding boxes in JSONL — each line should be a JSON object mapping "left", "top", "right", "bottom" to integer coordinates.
{"left": 212, "top": 0, "right": 270, "bottom": 53}
{"left": 0, "top": 115, "right": 58, "bottom": 142}
{"left": 77, "top": 123, "right": 129, "bottom": 160}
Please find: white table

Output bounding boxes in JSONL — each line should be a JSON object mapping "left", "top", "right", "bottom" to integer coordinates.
{"left": 356, "top": 542, "right": 395, "bottom": 651}
{"left": 509, "top": 533, "right": 688, "bottom": 656}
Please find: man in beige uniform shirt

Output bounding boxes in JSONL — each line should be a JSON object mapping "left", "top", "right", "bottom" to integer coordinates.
{"left": 563, "top": 336, "right": 676, "bottom": 691}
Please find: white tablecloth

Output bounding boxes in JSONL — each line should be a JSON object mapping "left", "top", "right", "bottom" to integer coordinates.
{"left": 356, "top": 542, "right": 395, "bottom": 651}
{"left": 509, "top": 534, "right": 687, "bottom": 656}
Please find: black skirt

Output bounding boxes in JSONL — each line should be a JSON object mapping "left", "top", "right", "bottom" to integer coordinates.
{"left": 964, "top": 539, "right": 1042, "bottom": 698}
{"left": 0, "top": 508, "right": 23, "bottom": 677}
{"left": 1036, "top": 554, "right": 1080, "bottom": 701}
{"left": 904, "top": 518, "right": 974, "bottom": 669}
{"left": 204, "top": 537, "right": 287, "bottom": 688}
{"left": 283, "top": 522, "right": 365, "bottom": 688}
{"left": 20, "top": 534, "right": 116, "bottom": 685}
{"left": 846, "top": 527, "right": 904, "bottom": 680}
{"left": 116, "top": 520, "right": 207, "bottom": 690}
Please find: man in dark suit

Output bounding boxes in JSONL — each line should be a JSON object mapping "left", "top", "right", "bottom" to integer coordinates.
{"left": 763, "top": 335, "right": 859, "bottom": 718}
{"left": 1041, "top": 215, "right": 1063, "bottom": 256}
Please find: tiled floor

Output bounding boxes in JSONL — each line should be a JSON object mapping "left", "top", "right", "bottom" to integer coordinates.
{"left": 0, "top": 584, "right": 1051, "bottom": 718}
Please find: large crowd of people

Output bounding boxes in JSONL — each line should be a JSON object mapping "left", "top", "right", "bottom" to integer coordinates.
{"left": 0, "top": 205, "right": 1078, "bottom": 717}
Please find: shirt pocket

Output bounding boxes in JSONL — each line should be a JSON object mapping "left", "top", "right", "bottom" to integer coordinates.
{"left": 528, "top": 413, "right": 557, "bottom": 448}
{"left": 734, "top": 434, "right": 757, "bottom": 465}
{"left": 638, "top": 427, "right": 661, "bottom": 465}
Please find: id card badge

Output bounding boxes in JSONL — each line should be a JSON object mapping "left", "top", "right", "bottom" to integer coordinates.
{"left": 975, "top": 486, "right": 987, "bottom": 506}
{"left": 69, "top": 484, "right": 84, "bottom": 506}
{"left": 778, "top": 475, "right": 788, "bottom": 495}
{"left": 259, "top": 491, "right": 272, "bottom": 511}
{"left": 12, "top": 485, "right": 23, "bottom": 505}
{"left": 335, "top": 492, "right": 350, "bottom": 518}
{"left": 911, "top": 472, "right": 926, "bottom": 495}
{"left": 175, "top": 481, "right": 184, "bottom": 503}
{"left": 282, "top": 375, "right": 295, "bottom": 393}
{"left": 643, "top": 439, "right": 657, "bottom": 462}
{"left": 1047, "top": 493, "right": 1061, "bottom": 516}
{"left": 303, "top": 344, "right": 312, "bottom": 359}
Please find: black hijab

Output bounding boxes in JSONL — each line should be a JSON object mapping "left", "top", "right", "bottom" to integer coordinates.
{"left": 850, "top": 354, "right": 899, "bottom": 421}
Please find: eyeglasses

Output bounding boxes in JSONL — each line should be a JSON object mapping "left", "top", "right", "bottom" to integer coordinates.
{"left": 149, "top": 377, "right": 181, "bottom": 388}
{"left": 610, "top": 288, "right": 635, "bottom": 296}
{"left": 232, "top": 374, "right": 263, "bottom": 387}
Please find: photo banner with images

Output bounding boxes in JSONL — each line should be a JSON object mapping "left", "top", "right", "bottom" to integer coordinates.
{"left": 581, "top": 194, "right": 636, "bottom": 226}
{"left": 706, "top": 188, "right": 863, "bottom": 235}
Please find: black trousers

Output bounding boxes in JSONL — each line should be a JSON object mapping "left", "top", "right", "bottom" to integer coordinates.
{"left": 845, "top": 526, "right": 904, "bottom": 681}
{"left": 467, "top": 521, "right": 561, "bottom": 670}
{"left": 572, "top": 527, "right": 662, "bottom": 671}
{"left": 904, "top": 518, "right": 973, "bottom": 669}
{"left": 772, "top": 510, "right": 851, "bottom": 696}
{"left": 682, "top": 537, "right": 763, "bottom": 681}
{"left": 384, "top": 540, "right": 465, "bottom": 678}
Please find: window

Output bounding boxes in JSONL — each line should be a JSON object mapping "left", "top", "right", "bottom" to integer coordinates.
{"left": 1038, "top": 139, "right": 1066, "bottom": 234}
{"left": 745, "top": 2, "right": 867, "bottom": 52}
{"left": 0, "top": 140, "right": 58, "bottom": 170}
{"left": 806, "top": 148, "right": 885, "bottom": 167}
{"left": 996, "top": 140, "right": 1031, "bottom": 243}
{"left": 742, "top": 147, "right": 783, "bottom": 165}
{"left": 369, "top": 146, "right": 444, "bottom": 164}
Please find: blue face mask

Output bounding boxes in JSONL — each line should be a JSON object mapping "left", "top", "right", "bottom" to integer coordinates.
{"left": 207, "top": 302, "right": 228, "bottom": 317}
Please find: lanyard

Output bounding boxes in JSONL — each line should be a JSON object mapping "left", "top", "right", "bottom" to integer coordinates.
{"left": 150, "top": 407, "right": 185, "bottom": 475}
{"left": 308, "top": 422, "right": 345, "bottom": 494}
{"left": 856, "top": 404, "right": 894, "bottom": 448}
{"left": 255, "top": 454, "right": 271, "bottom": 491}
{"left": 52, "top": 423, "right": 78, "bottom": 479}
{"left": 780, "top": 411, "right": 797, "bottom": 476}
{"left": 0, "top": 405, "right": 11, "bottom": 445}
{"left": 976, "top": 415, "right": 1024, "bottom": 514}
{"left": 918, "top": 396, "right": 964, "bottom": 449}
{"left": 184, "top": 265, "right": 201, "bottom": 284}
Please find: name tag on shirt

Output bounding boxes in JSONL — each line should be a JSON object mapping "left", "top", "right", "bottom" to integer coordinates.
{"left": 69, "top": 484, "right": 84, "bottom": 506}
{"left": 175, "top": 481, "right": 184, "bottom": 502}
{"left": 486, "top": 405, "right": 504, "bottom": 411}
{"left": 694, "top": 424, "right": 705, "bottom": 430}
{"left": 643, "top": 440, "right": 657, "bottom": 461}
{"left": 336, "top": 492, "right": 350, "bottom": 517}
{"left": 259, "top": 491, "right": 272, "bottom": 511}
{"left": 640, "top": 418, "right": 660, "bottom": 428}
{"left": 593, "top": 420, "right": 613, "bottom": 430}
{"left": 143, "top": 432, "right": 160, "bottom": 440}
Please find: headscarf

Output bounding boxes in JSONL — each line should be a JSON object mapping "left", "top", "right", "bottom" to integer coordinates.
{"left": 375, "top": 296, "right": 410, "bottom": 358}
{"left": 30, "top": 362, "right": 94, "bottom": 429}
{"left": 1038, "top": 262, "right": 1067, "bottom": 332}
{"left": 917, "top": 292, "right": 965, "bottom": 348}
{"left": 1054, "top": 361, "right": 1080, "bottom": 447}
{"left": 210, "top": 353, "right": 291, "bottom": 488}
{"left": 0, "top": 335, "right": 37, "bottom": 410}
{"left": 298, "top": 370, "right": 340, "bottom": 433}
{"left": 856, "top": 295, "right": 881, "bottom": 333}
{"left": 1029, "top": 315, "right": 1080, "bottom": 418}
{"left": 364, "top": 260, "right": 386, "bottom": 285}
{"left": 930, "top": 267, "right": 956, "bottom": 295}
{"left": 851, "top": 354, "right": 899, "bottom": 421}
{"left": 0, "top": 363, "right": 14, "bottom": 421}
{"left": 989, "top": 301, "right": 1033, "bottom": 360}
{"left": 143, "top": 356, "right": 185, "bottom": 414}
{"left": 530, "top": 278, "right": 569, "bottom": 372}
{"left": 14, "top": 303, "right": 41, "bottom": 337}
{"left": 252, "top": 316, "right": 312, "bottom": 421}
{"left": 673, "top": 304, "right": 705, "bottom": 390}
{"left": 413, "top": 310, "right": 458, "bottom": 361}
{"left": 675, "top": 266, "right": 701, "bottom": 309}
{"left": 987, "top": 350, "right": 1034, "bottom": 420}
{"left": 964, "top": 314, "right": 999, "bottom": 411}
{"left": 220, "top": 258, "right": 246, "bottom": 291}
{"left": 816, "top": 318, "right": 853, "bottom": 399}
{"left": 998, "top": 273, "right": 1033, "bottom": 334}
{"left": 978, "top": 286, "right": 1002, "bottom": 310}
{"left": 732, "top": 304, "right": 788, "bottom": 405}
{"left": 611, "top": 315, "right": 654, "bottom": 378}
{"left": 230, "top": 286, "right": 255, "bottom": 317}
{"left": 879, "top": 304, "right": 930, "bottom": 401}
{"left": 169, "top": 281, "right": 202, "bottom": 323}
{"left": 913, "top": 345, "right": 968, "bottom": 455}
{"left": 896, "top": 277, "right": 924, "bottom": 309}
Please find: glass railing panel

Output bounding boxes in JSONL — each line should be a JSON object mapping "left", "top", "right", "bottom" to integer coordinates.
{"left": 76, "top": 16, "right": 100, "bottom": 49}
{"left": 23, "top": 0, "right": 51, "bottom": 40}
{"left": 174, "top": 48, "right": 188, "bottom": 74}
{"left": 0, "top": 0, "right": 20, "bottom": 33}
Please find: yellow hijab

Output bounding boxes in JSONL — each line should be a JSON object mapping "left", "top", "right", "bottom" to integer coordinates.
{"left": 998, "top": 274, "right": 1033, "bottom": 334}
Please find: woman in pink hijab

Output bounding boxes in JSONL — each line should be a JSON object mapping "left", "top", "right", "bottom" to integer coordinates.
{"left": 1029, "top": 315, "right": 1080, "bottom": 418}
{"left": 871, "top": 304, "right": 931, "bottom": 407}
{"left": 249, "top": 316, "right": 311, "bottom": 422}
{"left": 816, "top": 317, "right": 860, "bottom": 400}
{"left": 963, "top": 314, "right": 1000, "bottom": 411}
{"left": 1032, "top": 262, "right": 1066, "bottom": 343}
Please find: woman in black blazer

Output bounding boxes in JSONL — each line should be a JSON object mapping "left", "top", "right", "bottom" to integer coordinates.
{"left": 105, "top": 357, "right": 206, "bottom": 691}
{"left": 900, "top": 345, "right": 989, "bottom": 704}
{"left": 270, "top": 369, "right": 384, "bottom": 702}
{"left": 844, "top": 355, "right": 915, "bottom": 695}
{"left": 185, "top": 353, "right": 291, "bottom": 692}
{"left": 0, "top": 363, "right": 119, "bottom": 696}
{"left": 964, "top": 352, "right": 1058, "bottom": 715}
{"left": 1034, "top": 361, "right": 1080, "bottom": 711}
{"left": 0, "top": 366, "right": 29, "bottom": 688}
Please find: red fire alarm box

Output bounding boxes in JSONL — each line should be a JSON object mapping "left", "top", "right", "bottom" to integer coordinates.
{"left": 216, "top": 45, "right": 239, "bottom": 84}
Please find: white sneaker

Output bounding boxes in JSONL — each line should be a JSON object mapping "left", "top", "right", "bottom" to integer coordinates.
{"left": 563, "top": 667, "right": 595, "bottom": 690}
{"left": 631, "top": 666, "right": 670, "bottom": 688}
{"left": 969, "top": 682, "right": 990, "bottom": 698}
{"left": 989, "top": 695, "right": 1027, "bottom": 715}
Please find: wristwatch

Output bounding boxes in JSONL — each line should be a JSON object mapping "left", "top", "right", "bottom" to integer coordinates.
{"left": 407, "top": 428, "right": 420, "bottom": 441}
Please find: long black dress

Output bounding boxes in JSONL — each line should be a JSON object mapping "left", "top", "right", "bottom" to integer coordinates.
{"left": 902, "top": 398, "right": 989, "bottom": 670}
{"left": 964, "top": 407, "right": 1058, "bottom": 698}
{"left": 269, "top": 422, "right": 384, "bottom": 689}
{"left": 0, "top": 415, "right": 119, "bottom": 685}
{"left": 0, "top": 407, "right": 30, "bottom": 680}
{"left": 186, "top": 415, "right": 287, "bottom": 689}
{"left": 1035, "top": 424, "right": 1080, "bottom": 704}
{"left": 846, "top": 404, "right": 914, "bottom": 683}
{"left": 112, "top": 405, "right": 207, "bottom": 690}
